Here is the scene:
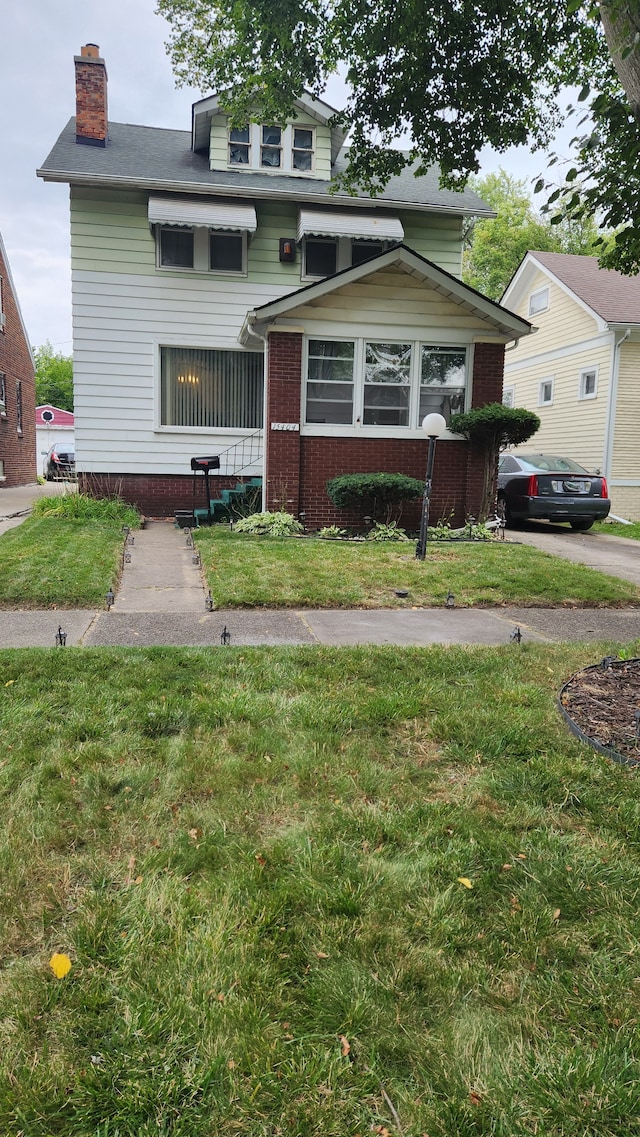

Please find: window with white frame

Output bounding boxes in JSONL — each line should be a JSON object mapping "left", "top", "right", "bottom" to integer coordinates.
{"left": 306, "top": 340, "right": 355, "bottom": 424}
{"left": 579, "top": 367, "right": 597, "bottom": 400}
{"left": 302, "top": 237, "right": 386, "bottom": 279}
{"left": 538, "top": 377, "right": 554, "bottom": 405}
{"left": 158, "top": 227, "right": 247, "bottom": 275}
{"left": 160, "top": 347, "right": 263, "bottom": 429}
{"left": 502, "top": 385, "right": 515, "bottom": 407}
{"left": 529, "top": 287, "right": 549, "bottom": 316}
{"left": 228, "top": 125, "right": 251, "bottom": 165}
{"left": 304, "top": 339, "right": 469, "bottom": 428}
{"left": 0, "top": 276, "right": 4, "bottom": 331}
{"left": 419, "top": 346, "right": 466, "bottom": 421}
{"left": 292, "top": 127, "right": 314, "bottom": 171}
{"left": 16, "top": 381, "right": 22, "bottom": 434}
{"left": 261, "top": 125, "right": 282, "bottom": 168}
{"left": 0, "top": 372, "right": 6, "bottom": 415}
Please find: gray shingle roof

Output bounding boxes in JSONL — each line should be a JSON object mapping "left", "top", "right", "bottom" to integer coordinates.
{"left": 38, "top": 119, "right": 493, "bottom": 216}
{"left": 531, "top": 251, "right": 640, "bottom": 325}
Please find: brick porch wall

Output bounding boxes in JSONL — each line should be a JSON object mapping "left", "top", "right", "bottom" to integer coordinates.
{"left": 0, "top": 243, "right": 37, "bottom": 488}
{"left": 79, "top": 472, "right": 257, "bottom": 517}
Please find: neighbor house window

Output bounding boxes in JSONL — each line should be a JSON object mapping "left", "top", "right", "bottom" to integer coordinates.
{"left": 16, "top": 381, "right": 22, "bottom": 433}
{"left": 261, "top": 126, "right": 282, "bottom": 168}
{"left": 159, "top": 228, "right": 194, "bottom": 268}
{"left": 538, "top": 377, "right": 554, "bottom": 405}
{"left": 161, "top": 347, "right": 263, "bottom": 429}
{"left": 502, "top": 385, "right": 515, "bottom": 408}
{"left": 419, "top": 346, "right": 466, "bottom": 423}
{"left": 209, "top": 231, "right": 245, "bottom": 274}
{"left": 304, "top": 238, "right": 338, "bottom": 278}
{"left": 306, "top": 340, "right": 355, "bottom": 424}
{"left": 364, "top": 342, "right": 411, "bottom": 426}
{"left": 292, "top": 127, "right": 314, "bottom": 171}
{"left": 529, "top": 287, "right": 549, "bottom": 316}
{"left": 0, "top": 372, "right": 5, "bottom": 416}
{"left": 0, "top": 276, "right": 4, "bottom": 331}
{"left": 579, "top": 368, "right": 597, "bottom": 400}
{"left": 228, "top": 125, "right": 251, "bottom": 165}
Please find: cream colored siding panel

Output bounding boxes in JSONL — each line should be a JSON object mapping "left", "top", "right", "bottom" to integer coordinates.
{"left": 611, "top": 342, "right": 640, "bottom": 482}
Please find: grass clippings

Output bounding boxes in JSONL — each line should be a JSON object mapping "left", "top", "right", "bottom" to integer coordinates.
{"left": 1, "top": 642, "right": 640, "bottom": 1136}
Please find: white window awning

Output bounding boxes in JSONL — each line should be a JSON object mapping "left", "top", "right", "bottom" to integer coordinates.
{"left": 148, "top": 197, "right": 257, "bottom": 233}
{"left": 297, "top": 209, "right": 403, "bottom": 243}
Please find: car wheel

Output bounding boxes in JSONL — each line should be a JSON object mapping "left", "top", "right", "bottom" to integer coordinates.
{"left": 497, "top": 493, "right": 516, "bottom": 528}
{"left": 570, "top": 519, "right": 594, "bottom": 531}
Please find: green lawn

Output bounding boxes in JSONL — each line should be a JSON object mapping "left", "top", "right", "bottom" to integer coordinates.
{"left": 1, "top": 643, "right": 639, "bottom": 1136}
{"left": 195, "top": 527, "right": 639, "bottom": 608}
{"left": 0, "top": 496, "right": 139, "bottom": 608}
{"left": 594, "top": 519, "right": 640, "bottom": 541}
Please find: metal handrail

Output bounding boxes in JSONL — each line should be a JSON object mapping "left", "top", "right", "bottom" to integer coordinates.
{"left": 214, "top": 428, "right": 263, "bottom": 477}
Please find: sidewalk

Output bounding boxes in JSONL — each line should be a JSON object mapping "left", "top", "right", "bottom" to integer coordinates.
{"left": 1, "top": 514, "right": 640, "bottom": 649}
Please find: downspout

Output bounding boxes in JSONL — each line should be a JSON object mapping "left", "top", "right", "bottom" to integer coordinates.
{"left": 602, "top": 327, "right": 631, "bottom": 485}
{"left": 247, "top": 316, "right": 269, "bottom": 512}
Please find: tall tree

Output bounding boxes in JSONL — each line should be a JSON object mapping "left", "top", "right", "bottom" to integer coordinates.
{"left": 33, "top": 342, "right": 74, "bottom": 411}
{"left": 157, "top": 0, "right": 640, "bottom": 273}
{"left": 463, "top": 170, "right": 604, "bottom": 299}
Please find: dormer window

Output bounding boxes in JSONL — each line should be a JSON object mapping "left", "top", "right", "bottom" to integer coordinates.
{"left": 261, "top": 126, "right": 282, "bottom": 168}
{"left": 229, "top": 125, "right": 250, "bottom": 165}
{"left": 292, "top": 128, "right": 314, "bottom": 171}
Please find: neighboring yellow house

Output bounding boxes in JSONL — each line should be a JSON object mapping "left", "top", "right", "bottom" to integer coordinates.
{"left": 501, "top": 252, "right": 640, "bottom": 521}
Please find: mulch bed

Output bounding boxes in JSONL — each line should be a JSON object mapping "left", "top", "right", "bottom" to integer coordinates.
{"left": 559, "top": 657, "right": 640, "bottom": 767}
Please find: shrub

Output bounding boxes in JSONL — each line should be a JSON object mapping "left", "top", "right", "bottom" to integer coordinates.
{"left": 32, "top": 493, "right": 140, "bottom": 528}
{"left": 317, "top": 525, "right": 347, "bottom": 539}
{"left": 234, "top": 511, "right": 304, "bottom": 536}
{"left": 366, "top": 521, "right": 409, "bottom": 541}
{"left": 326, "top": 472, "right": 424, "bottom": 520}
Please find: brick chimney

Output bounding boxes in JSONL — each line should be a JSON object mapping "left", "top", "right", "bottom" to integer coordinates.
{"left": 74, "top": 44, "right": 108, "bottom": 147}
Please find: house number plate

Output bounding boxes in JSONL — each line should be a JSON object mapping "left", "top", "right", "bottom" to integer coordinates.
{"left": 271, "top": 422, "right": 299, "bottom": 431}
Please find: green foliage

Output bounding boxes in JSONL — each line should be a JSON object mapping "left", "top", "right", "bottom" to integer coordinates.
{"left": 365, "top": 521, "right": 409, "bottom": 541}
{"left": 31, "top": 493, "right": 140, "bottom": 528}
{"left": 317, "top": 525, "right": 348, "bottom": 539}
{"left": 32, "top": 341, "right": 73, "bottom": 411}
{"left": 450, "top": 404, "right": 541, "bottom": 522}
{"left": 234, "top": 511, "right": 304, "bottom": 536}
{"left": 463, "top": 170, "right": 604, "bottom": 299}
{"left": 157, "top": 1, "right": 640, "bottom": 272}
{"left": 326, "top": 473, "right": 424, "bottom": 519}
{"left": 450, "top": 404, "right": 541, "bottom": 448}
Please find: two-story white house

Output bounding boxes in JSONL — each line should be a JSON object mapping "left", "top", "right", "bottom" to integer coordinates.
{"left": 37, "top": 44, "right": 532, "bottom": 527}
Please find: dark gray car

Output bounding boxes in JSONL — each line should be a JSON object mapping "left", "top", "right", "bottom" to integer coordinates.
{"left": 497, "top": 453, "right": 610, "bottom": 531}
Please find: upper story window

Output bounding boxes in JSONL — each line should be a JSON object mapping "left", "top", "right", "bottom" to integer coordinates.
{"left": 209, "top": 231, "right": 245, "bottom": 273}
{"left": 303, "top": 237, "right": 387, "bottom": 279}
{"left": 0, "top": 373, "right": 6, "bottom": 416}
{"left": 292, "top": 128, "right": 314, "bottom": 171}
{"left": 160, "top": 228, "right": 194, "bottom": 269}
{"left": 304, "top": 339, "right": 469, "bottom": 428}
{"left": 529, "top": 286, "right": 549, "bottom": 316}
{"left": 579, "top": 367, "right": 597, "bottom": 400}
{"left": 538, "top": 377, "right": 554, "bottom": 405}
{"left": 261, "top": 126, "right": 282, "bottom": 168}
{"left": 158, "top": 227, "right": 247, "bottom": 276}
{"left": 229, "top": 125, "right": 251, "bottom": 165}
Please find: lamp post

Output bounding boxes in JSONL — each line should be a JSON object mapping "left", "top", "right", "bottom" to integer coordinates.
{"left": 415, "top": 412, "right": 446, "bottom": 560}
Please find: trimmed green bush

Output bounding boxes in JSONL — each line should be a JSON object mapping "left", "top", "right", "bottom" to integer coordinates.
{"left": 326, "top": 472, "right": 424, "bottom": 520}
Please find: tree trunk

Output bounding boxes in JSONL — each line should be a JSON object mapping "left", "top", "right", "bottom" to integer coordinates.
{"left": 600, "top": 2, "right": 640, "bottom": 121}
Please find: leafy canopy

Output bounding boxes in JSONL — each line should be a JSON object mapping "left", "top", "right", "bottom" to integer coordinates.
{"left": 157, "top": 1, "right": 640, "bottom": 273}
{"left": 33, "top": 342, "right": 73, "bottom": 411}
{"left": 449, "top": 404, "right": 541, "bottom": 521}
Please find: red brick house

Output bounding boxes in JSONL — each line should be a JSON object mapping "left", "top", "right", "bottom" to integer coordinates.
{"left": 38, "top": 45, "right": 532, "bottom": 525}
{"left": 0, "top": 231, "right": 36, "bottom": 487}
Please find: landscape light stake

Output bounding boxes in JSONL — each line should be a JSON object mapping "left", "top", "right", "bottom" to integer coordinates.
{"left": 445, "top": 590, "right": 455, "bottom": 609}
{"left": 124, "top": 550, "right": 132, "bottom": 564}
{"left": 127, "top": 533, "right": 135, "bottom": 545}
{"left": 55, "top": 626, "right": 67, "bottom": 647}
{"left": 220, "top": 625, "right": 231, "bottom": 645}
{"left": 192, "top": 552, "right": 201, "bottom": 567}
{"left": 105, "top": 589, "right": 115, "bottom": 610}
{"left": 510, "top": 626, "right": 522, "bottom": 644}
{"left": 121, "top": 525, "right": 130, "bottom": 537}
{"left": 416, "top": 413, "right": 446, "bottom": 561}
{"left": 601, "top": 655, "right": 616, "bottom": 671}
{"left": 205, "top": 593, "right": 214, "bottom": 612}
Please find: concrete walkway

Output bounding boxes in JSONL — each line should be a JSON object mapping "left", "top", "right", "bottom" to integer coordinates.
{"left": 0, "top": 479, "right": 72, "bottom": 536}
{"left": 2, "top": 506, "right": 640, "bottom": 649}
{"left": 512, "top": 521, "right": 640, "bottom": 587}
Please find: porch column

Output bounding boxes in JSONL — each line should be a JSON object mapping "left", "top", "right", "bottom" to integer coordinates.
{"left": 265, "top": 329, "right": 303, "bottom": 516}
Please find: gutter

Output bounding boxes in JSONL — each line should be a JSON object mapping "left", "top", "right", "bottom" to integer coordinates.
{"left": 35, "top": 167, "right": 496, "bottom": 219}
{"left": 246, "top": 315, "right": 269, "bottom": 512}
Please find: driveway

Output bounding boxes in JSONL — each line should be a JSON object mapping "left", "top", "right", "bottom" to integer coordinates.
{"left": 509, "top": 521, "right": 640, "bottom": 588}
{"left": 0, "top": 480, "right": 74, "bottom": 537}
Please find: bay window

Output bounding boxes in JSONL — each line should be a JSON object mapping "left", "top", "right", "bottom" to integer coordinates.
{"left": 305, "top": 339, "right": 469, "bottom": 428}
{"left": 161, "top": 347, "right": 263, "bottom": 429}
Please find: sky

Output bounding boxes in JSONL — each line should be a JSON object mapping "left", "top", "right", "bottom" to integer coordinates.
{"left": 0, "top": 0, "right": 574, "bottom": 353}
